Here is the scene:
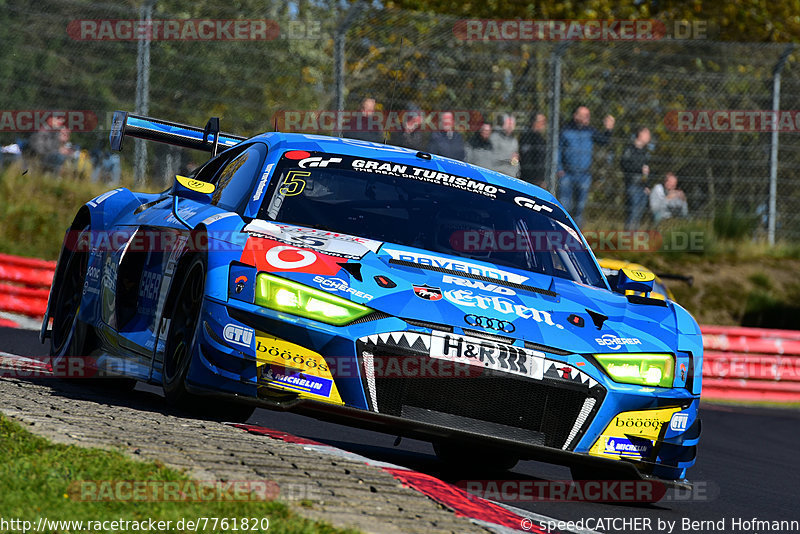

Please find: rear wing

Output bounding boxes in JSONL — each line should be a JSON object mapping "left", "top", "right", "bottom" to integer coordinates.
{"left": 109, "top": 111, "right": 247, "bottom": 156}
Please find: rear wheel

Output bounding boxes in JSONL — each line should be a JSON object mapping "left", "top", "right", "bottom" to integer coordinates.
{"left": 162, "top": 256, "right": 254, "bottom": 423}
{"left": 50, "top": 228, "right": 90, "bottom": 360}
{"left": 50, "top": 226, "right": 136, "bottom": 391}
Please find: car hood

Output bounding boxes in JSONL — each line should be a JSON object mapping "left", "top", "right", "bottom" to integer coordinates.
{"left": 240, "top": 221, "right": 679, "bottom": 355}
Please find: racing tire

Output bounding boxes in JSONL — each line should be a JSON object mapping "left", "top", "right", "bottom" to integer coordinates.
{"left": 50, "top": 225, "right": 137, "bottom": 392}
{"left": 50, "top": 226, "right": 91, "bottom": 361}
{"left": 434, "top": 441, "right": 519, "bottom": 472}
{"left": 162, "top": 255, "right": 255, "bottom": 423}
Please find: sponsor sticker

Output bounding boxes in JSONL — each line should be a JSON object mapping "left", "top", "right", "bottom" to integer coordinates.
{"left": 176, "top": 175, "right": 215, "bottom": 194}
{"left": 312, "top": 275, "right": 373, "bottom": 301}
{"left": 254, "top": 333, "right": 341, "bottom": 403}
{"left": 413, "top": 284, "right": 443, "bottom": 301}
{"left": 603, "top": 437, "right": 653, "bottom": 458}
{"left": 385, "top": 248, "right": 528, "bottom": 284}
{"left": 429, "top": 331, "right": 544, "bottom": 380}
{"left": 443, "top": 289, "right": 563, "bottom": 329}
{"left": 590, "top": 407, "right": 682, "bottom": 459}
{"left": 594, "top": 334, "right": 642, "bottom": 350}
{"left": 441, "top": 274, "right": 515, "bottom": 295}
{"left": 223, "top": 324, "right": 254, "bottom": 349}
{"left": 670, "top": 412, "right": 689, "bottom": 432}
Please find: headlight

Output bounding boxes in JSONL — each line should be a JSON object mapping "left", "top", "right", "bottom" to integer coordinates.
{"left": 594, "top": 353, "right": 675, "bottom": 388}
{"left": 255, "top": 272, "right": 373, "bottom": 326}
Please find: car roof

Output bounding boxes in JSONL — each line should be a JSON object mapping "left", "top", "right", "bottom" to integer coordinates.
{"left": 246, "top": 131, "right": 559, "bottom": 205}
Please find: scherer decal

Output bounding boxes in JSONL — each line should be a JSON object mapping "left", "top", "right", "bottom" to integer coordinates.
{"left": 413, "top": 284, "right": 443, "bottom": 301}
{"left": 240, "top": 236, "right": 342, "bottom": 276}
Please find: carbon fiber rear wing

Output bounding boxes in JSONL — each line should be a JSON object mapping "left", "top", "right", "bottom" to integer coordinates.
{"left": 109, "top": 111, "right": 247, "bottom": 156}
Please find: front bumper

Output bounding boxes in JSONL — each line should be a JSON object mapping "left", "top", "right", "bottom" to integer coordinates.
{"left": 186, "top": 297, "right": 700, "bottom": 483}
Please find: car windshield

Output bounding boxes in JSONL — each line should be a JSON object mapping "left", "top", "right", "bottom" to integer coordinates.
{"left": 257, "top": 151, "right": 605, "bottom": 288}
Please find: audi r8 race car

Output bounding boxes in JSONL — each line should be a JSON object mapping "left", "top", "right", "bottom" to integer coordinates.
{"left": 42, "top": 112, "right": 702, "bottom": 486}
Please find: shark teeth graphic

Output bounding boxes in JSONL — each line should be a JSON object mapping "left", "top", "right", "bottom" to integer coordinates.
{"left": 542, "top": 360, "right": 598, "bottom": 388}
{"left": 359, "top": 331, "right": 431, "bottom": 352}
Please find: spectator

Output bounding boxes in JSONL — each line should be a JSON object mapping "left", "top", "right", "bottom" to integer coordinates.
{"left": 90, "top": 144, "right": 121, "bottom": 185}
{"left": 489, "top": 114, "right": 519, "bottom": 176}
{"left": 620, "top": 126, "right": 652, "bottom": 230}
{"left": 347, "top": 97, "right": 383, "bottom": 143}
{"left": 557, "top": 105, "right": 615, "bottom": 225}
{"left": 650, "top": 172, "right": 688, "bottom": 223}
{"left": 30, "top": 116, "right": 71, "bottom": 174}
{"left": 466, "top": 123, "right": 494, "bottom": 170}
{"left": 395, "top": 105, "right": 426, "bottom": 152}
{"left": 427, "top": 111, "right": 465, "bottom": 161}
{"left": 519, "top": 112, "right": 547, "bottom": 188}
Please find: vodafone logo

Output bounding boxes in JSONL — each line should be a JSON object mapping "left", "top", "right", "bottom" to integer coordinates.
{"left": 265, "top": 245, "right": 317, "bottom": 269}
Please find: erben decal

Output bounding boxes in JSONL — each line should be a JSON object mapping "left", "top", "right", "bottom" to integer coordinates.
{"left": 443, "top": 289, "right": 564, "bottom": 329}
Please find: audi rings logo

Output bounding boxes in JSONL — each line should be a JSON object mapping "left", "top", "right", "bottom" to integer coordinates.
{"left": 464, "top": 314, "right": 515, "bottom": 333}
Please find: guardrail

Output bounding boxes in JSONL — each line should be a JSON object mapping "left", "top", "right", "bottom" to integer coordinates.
{"left": 0, "top": 253, "right": 55, "bottom": 319}
{"left": 0, "top": 253, "right": 799, "bottom": 402}
{"left": 701, "top": 325, "right": 800, "bottom": 403}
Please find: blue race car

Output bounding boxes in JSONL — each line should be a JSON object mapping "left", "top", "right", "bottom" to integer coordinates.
{"left": 42, "top": 112, "right": 701, "bottom": 485}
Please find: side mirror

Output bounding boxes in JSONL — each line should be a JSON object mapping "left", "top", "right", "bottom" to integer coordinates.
{"left": 172, "top": 175, "right": 215, "bottom": 203}
{"left": 171, "top": 175, "right": 215, "bottom": 229}
{"left": 616, "top": 268, "right": 655, "bottom": 293}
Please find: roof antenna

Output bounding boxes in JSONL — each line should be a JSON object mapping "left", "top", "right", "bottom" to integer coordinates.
{"left": 383, "top": 37, "right": 405, "bottom": 145}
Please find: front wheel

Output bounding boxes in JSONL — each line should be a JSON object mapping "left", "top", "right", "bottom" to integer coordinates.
{"left": 162, "top": 255, "right": 254, "bottom": 422}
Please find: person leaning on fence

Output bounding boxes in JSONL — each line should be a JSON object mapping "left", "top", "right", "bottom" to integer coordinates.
{"left": 466, "top": 123, "right": 494, "bottom": 170}
{"left": 347, "top": 97, "right": 383, "bottom": 143}
{"left": 650, "top": 172, "right": 688, "bottom": 223}
{"left": 519, "top": 112, "right": 547, "bottom": 188}
{"left": 395, "top": 105, "right": 426, "bottom": 152}
{"left": 427, "top": 111, "right": 465, "bottom": 161}
{"left": 620, "top": 126, "right": 652, "bottom": 230}
{"left": 557, "top": 105, "right": 615, "bottom": 226}
{"left": 488, "top": 114, "right": 519, "bottom": 177}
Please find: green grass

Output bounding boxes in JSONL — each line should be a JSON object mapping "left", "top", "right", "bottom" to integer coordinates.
{"left": 0, "top": 415, "right": 356, "bottom": 533}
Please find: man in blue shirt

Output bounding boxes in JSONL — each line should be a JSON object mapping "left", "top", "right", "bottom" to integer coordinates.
{"left": 557, "top": 105, "right": 615, "bottom": 226}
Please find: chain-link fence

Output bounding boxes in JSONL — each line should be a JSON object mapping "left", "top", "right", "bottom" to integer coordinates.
{"left": 3, "top": 1, "right": 800, "bottom": 241}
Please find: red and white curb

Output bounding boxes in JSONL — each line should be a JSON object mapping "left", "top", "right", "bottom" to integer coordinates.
{"left": 0, "top": 311, "right": 42, "bottom": 331}
{"left": 230, "top": 424, "right": 593, "bottom": 534}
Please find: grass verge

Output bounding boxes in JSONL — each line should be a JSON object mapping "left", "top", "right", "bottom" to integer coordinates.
{"left": 0, "top": 415, "right": 356, "bottom": 533}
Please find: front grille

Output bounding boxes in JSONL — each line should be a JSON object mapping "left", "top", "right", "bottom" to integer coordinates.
{"left": 357, "top": 332, "right": 605, "bottom": 450}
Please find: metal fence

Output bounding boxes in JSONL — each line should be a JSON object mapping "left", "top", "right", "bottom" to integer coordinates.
{"left": 4, "top": 1, "right": 800, "bottom": 241}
